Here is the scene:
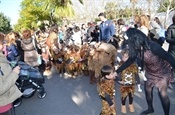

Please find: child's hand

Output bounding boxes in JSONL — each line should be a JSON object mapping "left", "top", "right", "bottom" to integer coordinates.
{"left": 110, "top": 104, "right": 115, "bottom": 109}
{"left": 114, "top": 72, "right": 117, "bottom": 77}
{"left": 12, "top": 66, "right": 20, "bottom": 74}
{"left": 118, "top": 81, "right": 124, "bottom": 84}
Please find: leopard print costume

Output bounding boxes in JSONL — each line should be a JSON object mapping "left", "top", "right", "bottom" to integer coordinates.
{"left": 98, "top": 77, "right": 116, "bottom": 115}
{"left": 119, "top": 61, "right": 138, "bottom": 100}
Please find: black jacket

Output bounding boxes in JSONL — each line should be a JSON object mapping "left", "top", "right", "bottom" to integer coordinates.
{"left": 166, "top": 23, "right": 175, "bottom": 58}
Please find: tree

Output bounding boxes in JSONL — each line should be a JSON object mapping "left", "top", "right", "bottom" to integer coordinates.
{"left": 157, "top": 0, "right": 175, "bottom": 27}
{"left": 104, "top": 2, "right": 118, "bottom": 19}
{"left": 14, "top": 0, "right": 83, "bottom": 31}
{"left": 0, "top": 12, "right": 12, "bottom": 33}
{"left": 43, "top": 0, "right": 83, "bottom": 24}
{"left": 130, "top": 0, "right": 138, "bottom": 17}
{"left": 14, "top": 0, "right": 50, "bottom": 32}
{"left": 147, "top": 0, "right": 152, "bottom": 15}
{"left": 157, "top": 0, "right": 175, "bottom": 12}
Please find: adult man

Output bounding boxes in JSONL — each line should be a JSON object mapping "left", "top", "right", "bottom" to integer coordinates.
{"left": 98, "top": 12, "right": 115, "bottom": 43}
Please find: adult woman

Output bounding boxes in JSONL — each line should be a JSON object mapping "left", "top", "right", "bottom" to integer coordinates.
{"left": 0, "top": 33, "right": 22, "bottom": 115}
{"left": 139, "top": 15, "right": 150, "bottom": 36}
{"left": 21, "top": 30, "right": 40, "bottom": 67}
{"left": 116, "top": 28, "right": 175, "bottom": 115}
{"left": 134, "top": 15, "right": 141, "bottom": 29}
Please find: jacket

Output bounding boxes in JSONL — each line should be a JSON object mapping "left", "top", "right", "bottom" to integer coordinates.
{"left": 166, "top": 23, "right": 175, "bottom": 58}
{"left": 6, "top": 44, "right": 18, "bottom": 61}
{"left": 0, "top": 52, "right": 22, "bottom": 106}
{"left": 21, "top": 37, "right": 39, "bottom": 67}
{"left": 99, "top": 20, "right": 115, "bottom": 42}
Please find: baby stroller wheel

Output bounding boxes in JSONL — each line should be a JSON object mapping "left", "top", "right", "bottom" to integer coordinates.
{"left": 13, "top": 98, "right": 22, "bottom": 108}
{"left": 37, "top": 91, "right": 47, "bottom": 99}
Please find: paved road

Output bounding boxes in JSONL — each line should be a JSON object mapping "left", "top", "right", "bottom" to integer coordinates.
{"left": 15, "top": 69, "right": 175, "bottom": 115}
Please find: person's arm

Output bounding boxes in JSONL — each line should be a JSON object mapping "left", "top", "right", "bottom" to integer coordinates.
{"left": 12, "top": 45, "right": 18, "bottom": 57}
{"left": 166, "top": 26, "right": 175, "bottom": 44}
{"left": 150, "top": 42, "right": 175, "bottom": 68}
{"left": 104, "top": 93, "right": 113, "bottom": 106}
{"left": 99, "top": 93, "right": 113, "bottom": 106}
{"left": 110, "top": 22, "right": 115, "bottom": 36}
{"left": 116, "top": 55, "right": 137, "bottom": 74}
{"left": 0, "top": 70, "right": 19, "bottom": 95}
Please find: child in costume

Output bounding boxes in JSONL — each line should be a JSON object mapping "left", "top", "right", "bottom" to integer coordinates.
{"left": 118, "top": 49, "right": 138, "bottom": 114}
{"left": 98, "top": 65, "right": 116, "bottom": 115}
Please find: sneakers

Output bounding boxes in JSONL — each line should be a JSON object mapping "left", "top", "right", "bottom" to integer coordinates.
{"left": 138, "top": 88, "right": 142, "bottom": 92}
{"left": 13, "top": 98, "right": 22, "bottom": 108}
{"left": 137, "top": 84, "right": 142, "bottom": 92}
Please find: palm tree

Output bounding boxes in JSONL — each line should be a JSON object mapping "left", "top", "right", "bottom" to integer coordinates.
{"left": 44, "top": 0, "right": 83, "bottom": 24}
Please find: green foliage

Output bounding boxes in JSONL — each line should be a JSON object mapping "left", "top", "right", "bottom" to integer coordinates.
{"left": 0, "top": 12, "right": 12, "bottom": 33}
{"left": 157, "top": 0, "right": 175, "bottom": 12}
{"left": 105, "top": 2, "right": 118, "bottom": 19}
{"left": 44, "top": 0, "right": 75, "bottom": 22}
{"left": 104, "top": 1, "right": 143, "bottom": 19}
{"left": 14, "top": 0, "right": 50, "bottom": 32}
{"left": 14, "top": 0, "right": 83, "bottom": 32}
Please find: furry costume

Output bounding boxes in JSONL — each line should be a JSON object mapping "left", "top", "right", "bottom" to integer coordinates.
{"left": 88, "top": 42, "right": 117, "bottom": 78}
{"left": 64, "top": 45, "right": 82, "bottom": 78}
{"left": 52, "top": 50, "right": 65, "bottom": 75}
{"left": 98, "top": 77, "right": 116, "bottom": 115}
{"left": 79, "top": 44, "right": 90, "bottom": 76}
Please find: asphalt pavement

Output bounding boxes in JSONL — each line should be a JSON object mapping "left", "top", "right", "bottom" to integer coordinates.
{"left": 15, "top": 69, "right": 175, "bottom": 115}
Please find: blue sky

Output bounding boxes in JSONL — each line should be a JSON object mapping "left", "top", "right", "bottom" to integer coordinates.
{"left": 0, "top": 0, "right": 22, "bottom": 25}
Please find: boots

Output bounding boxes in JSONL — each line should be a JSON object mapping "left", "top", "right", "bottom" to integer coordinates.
{"left": 140, "top": 108, "right": 154, "bottom": 115}
{"left": 121, "top": 105, "right": 126, "bottom": 114}
{"left": 129, "top": 104, "right": 135, "bottom": 113}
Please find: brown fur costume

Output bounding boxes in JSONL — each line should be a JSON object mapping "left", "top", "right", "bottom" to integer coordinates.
{"left": 88, "top": 42, "right": 117, "bottom": 82}
{"left": 64, "top": 45, "right": 82, "bottom": 78}
{"left": 79, "top": 43, "right": 90, "bottom": 76}
{"left": 52, "top": 50, "right": 65, "bottom": 75}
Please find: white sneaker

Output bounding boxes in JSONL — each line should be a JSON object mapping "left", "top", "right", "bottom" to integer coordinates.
{"left": 138, "top": 89, "right": 142, "bottom": 92}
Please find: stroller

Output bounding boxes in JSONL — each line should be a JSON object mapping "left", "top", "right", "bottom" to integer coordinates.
{"left": 12, "top": 61, "right": 47, "bottom": 107}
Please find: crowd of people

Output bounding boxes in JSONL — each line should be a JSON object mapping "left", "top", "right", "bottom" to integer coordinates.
{"left": 1, "top": 12, "right": 175, "bottom": 115}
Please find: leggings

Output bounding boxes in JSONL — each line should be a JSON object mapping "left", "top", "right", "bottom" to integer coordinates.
{"left": 144, "top": 81, "right": 170, "bottom": 115}
{"left": 121, "top": 92, "right": 133, "bottom": 105}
